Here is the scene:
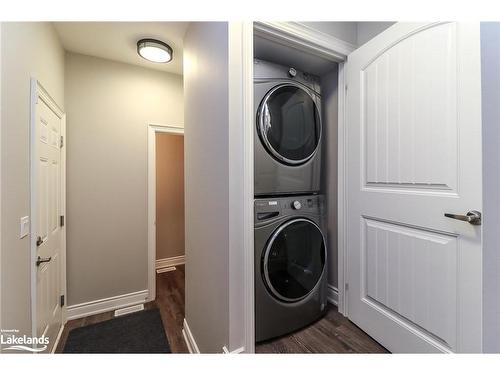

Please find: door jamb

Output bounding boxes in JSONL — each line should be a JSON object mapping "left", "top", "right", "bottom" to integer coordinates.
{"left": 29, "top": 78, "right": 66, "bottom": 344}
{"left": 0, "top": 24, "right": 2, "bottom": 347}
{"left": 147, "top": 124, "right": 184, "bottom": 302}
{"left": 337, "top": 61, "right": 348, "bottom": 315}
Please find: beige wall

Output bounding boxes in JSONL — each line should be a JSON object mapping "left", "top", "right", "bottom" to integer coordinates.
{"left": 65, "top": 52, "right": 183, "bottom": 306}
{"left": 1, "top": 22, "right": 65, "bottom": 335}
{"left": 155, "top": 133, "right": 184, "bottom": 260}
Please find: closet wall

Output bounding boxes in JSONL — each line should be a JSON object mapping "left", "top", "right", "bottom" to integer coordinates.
{"left": 320, "top": 66, "right": 339, "bottom": 290}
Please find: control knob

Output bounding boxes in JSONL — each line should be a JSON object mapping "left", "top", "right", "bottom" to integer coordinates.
{"left": 292, "top": 200, "right": 302, "bottom": 210}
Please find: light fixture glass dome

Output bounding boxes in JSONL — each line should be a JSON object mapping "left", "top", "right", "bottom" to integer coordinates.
{"left": 137, "top": 39, "right": 173, "bottom": 63}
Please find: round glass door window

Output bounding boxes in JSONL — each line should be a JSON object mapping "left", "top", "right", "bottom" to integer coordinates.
{"left": 263, "top": 218, "right": 326, "bottom": 302}
{"left": 258, "top": 84, "right": 321, "bottom": 165}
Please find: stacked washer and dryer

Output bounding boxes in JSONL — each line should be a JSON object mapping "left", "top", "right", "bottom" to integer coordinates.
{"left": 254, "top": 59, "right": 328, "bottom": 342}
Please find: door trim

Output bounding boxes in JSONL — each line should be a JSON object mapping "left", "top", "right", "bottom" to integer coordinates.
{"left": 0, "top": 24, "right": 3, "bottom": 350}
{"left": 147, "top": 124, "right": 184, "bottom": 302}
{"left": 337, "top": 61, "right": 348, "bottom": 315}
{"left": 29, "top": 78, "right": 66, "bottom": 347}
{"left": 254, "top": 22, "right": 356, "bottom": 62}
{"left": 233, "top": 21, "right": 256, "bottom": 354}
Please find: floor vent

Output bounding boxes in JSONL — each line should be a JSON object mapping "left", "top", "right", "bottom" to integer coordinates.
{"left": 156, "top": 266, "right": 176, "bottom": 274}
{"left": 114, "top": 303, "right": 144, "bottom": 317}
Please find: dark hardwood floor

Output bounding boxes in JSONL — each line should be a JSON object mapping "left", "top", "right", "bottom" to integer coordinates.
{"left": 256, "top": 304, "right": 389, "bottom": 353}
{"left": 56, "top": 265, "right": 188, "bottom": 353}
{"left": 56, "top": 264, "right": 387, "bottom": 354}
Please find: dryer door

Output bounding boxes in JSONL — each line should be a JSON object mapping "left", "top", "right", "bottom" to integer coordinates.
{"left": 258, "top": 83, "right": 321, "bottom": 165}
{"left": 263, "top": 218, "right": 326, "bottom": 302}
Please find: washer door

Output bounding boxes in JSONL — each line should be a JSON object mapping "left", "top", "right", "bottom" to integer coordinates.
{"left": 258, "top": 83, "right": 321, "bottom": 165}
{"left": 263, "top": 218, "right": 326, "bottom": 302}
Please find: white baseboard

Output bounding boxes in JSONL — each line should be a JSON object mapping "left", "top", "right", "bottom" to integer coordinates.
{"left": 327, "top": 284, "right": 339, "bottom": 306}
{"left": 51, "top": 324, "right": 65, "bottom": 353}
{"left": 182, "top": 318, "right": 200, "bottom": 354}
{"left": 67, "top": 290, "right": 149, "bottom": 320}
{"left": 114, "top": 303, "right": 144, "bottom": 317}
{"left": 156, "top": 255, "right": 185, "bottom": 269}
{"left": 156, "top": 266, "right": 176, "bottom": 274}
{"left": 222, "top": 345, "right": 245, "bottom": 354}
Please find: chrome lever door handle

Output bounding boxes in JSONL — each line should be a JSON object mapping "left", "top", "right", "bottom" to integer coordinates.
{"left": 444, "top": 210, "right": 481, "bottom": 225}
{"left": 36, "top": 256, "right": 52, "bottom": 267}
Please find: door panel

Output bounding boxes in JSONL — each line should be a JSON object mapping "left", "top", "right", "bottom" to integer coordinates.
{"left": 363, "top": 23, "right": 457, "bottom": 191}
{"left": 346, "top": 23, "right": 482, "bottom": 353}
{"left": 35, "top": 95, "right": 63, "bottom": 352}
{"left": 363, "top": 218, "right": 457, "bottom": 348}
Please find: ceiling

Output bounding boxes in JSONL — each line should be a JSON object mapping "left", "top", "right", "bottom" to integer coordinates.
{"left": 53, "top": 22, "right": 189, "bottom": 75}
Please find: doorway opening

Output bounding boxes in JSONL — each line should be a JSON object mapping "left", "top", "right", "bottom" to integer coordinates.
{"left": 251, "top": 25, "right": 348, "bottom": 352}
{"left": 147, "top": 124, "right": 185, "bottom": 298}
{"left": 146, "top": 124, "right": 187, "bottom": 352}
{"left": 154, "top": 131, "right": 185, "bottom": 272}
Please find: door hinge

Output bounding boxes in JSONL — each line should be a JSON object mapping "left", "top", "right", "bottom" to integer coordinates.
{"left": 60, "top": 295, "right": 65, "bottom": 307}
{"left": 60, "top": 136, "right": 64, "bottom": 148}
{"left": 60, "top": 215, "right": 65, "bottom": 227}
{"left": 345, "top": 283, "right": 349, "bottom": 292}
{"left": 345, "top": 84, "right": 348, "bottom": 93}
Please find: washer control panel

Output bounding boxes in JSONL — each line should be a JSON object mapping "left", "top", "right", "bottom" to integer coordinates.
{"left": 254, "top": 195, "right": 324, "bottom": 223}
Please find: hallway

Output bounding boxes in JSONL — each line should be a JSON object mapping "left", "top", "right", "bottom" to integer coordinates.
{"left": 56, "top": 266, "right": 188, "bottom": 353}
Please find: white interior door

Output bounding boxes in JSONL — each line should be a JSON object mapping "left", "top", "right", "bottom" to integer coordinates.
{"left": 33, "top": 88, "right": 64, "bottom": 352}
{"left": 345, "top": 22, "right": 482, "bottom": 353}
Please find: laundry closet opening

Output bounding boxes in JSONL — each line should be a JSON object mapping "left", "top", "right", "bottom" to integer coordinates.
{"left": 251, "top": 31, "right": 383, "bottom": 353}
{"left": 252, "top": 33, "right": 340, "bottom": 334}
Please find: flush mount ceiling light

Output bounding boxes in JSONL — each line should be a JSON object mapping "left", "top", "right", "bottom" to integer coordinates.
{"left": 137, "top": 38, "right": 173, "bottom": 63}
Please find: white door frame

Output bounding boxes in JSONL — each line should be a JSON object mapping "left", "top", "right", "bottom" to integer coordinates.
{"left": 147, "top": 124, "right": 184, "bottom": 302}
{"left": 0, "top": 23, "right": 3, "bottom": 348}
{"left": 336, "top": 61, "right": 348, "bottom": 315}
{"left": 29, "top": 78, "right": 67, "bottom": 345}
